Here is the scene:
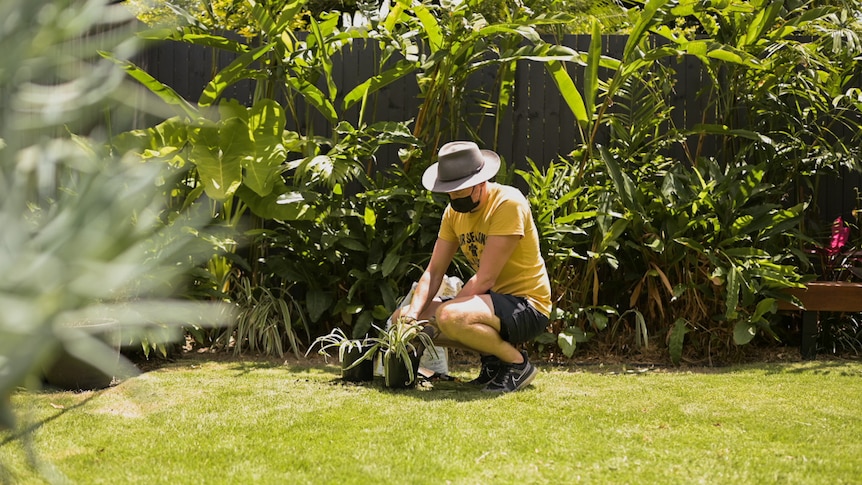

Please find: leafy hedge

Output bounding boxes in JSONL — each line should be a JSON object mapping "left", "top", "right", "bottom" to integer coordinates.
{"left": 117, "top": 0, "right": 862, "bottom": 362}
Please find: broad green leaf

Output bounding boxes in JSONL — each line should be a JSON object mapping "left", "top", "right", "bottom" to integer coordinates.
{"left": 571, "top": 326, "right": 590, "bottom": 343}
{"left": 678, "top": 40, "right": 760, "bottom": 68}
{"left": 601, "top": 147, "right": 640, "bottom": 212}
{"left": 111, "top": 116, "right": 189, "bottom": 159}
{"left": 307, "top": 290, "right": 333, "bottom": 322}
{"left": 287, "top": 78, "right": 338, "bottom": 123}
{"left": 562, "top": 211, "right": 599, "bottom": 223}
{"left": 725, "top": 266, "right": 739, "bottom": 319}
{"left": 383, "top": 1, "right": 406, "bottom": 34}
{"left": 471, "top": 24, "right": 542, "bottom": 45}
{"left": 590, "top": 311, "right": 609, "bottom": 331}
{"left": 372, "top": 304, "right": 391, "bottom": 321}
{"left": 188, "top": 121, "right": 242, "bottom": 201}
{"left": 730, "top": 215, "right": 754, "bottom": 235}
{"left": 339, "top": 238, "right": 367, "bottom": 251}
{"left": 245, "top": 99, "right": 286, "bottom": 197}
{"left": 308, "top": 17, "right": 337, "bottom": 102}
{"left": 343, "top": 60, "right": 416, "bottom": 111}
{"left": 558, "top": 331, "right": 577, "bottom": 358}
{"left": 367, "top": 121, "right": 418, "bottom": 145}
{"left": 743, "top": 1, "right": 782, "bottom": 47}
{"left": 220, "top": 116, "right": 254, "bottom": 167}
{"left": 724, "top": 247, "right": 769, "bottom": 258}
{"left": 497, "top": 44, "right": 580, "bottom": 65}
{"left": 545, "top": 61, "right": 588, "bottom": 127}
{"left": 670, "top": 0, "right": 704, "bottom": 17}
{"left": 411, "top": 2, "right": 442, "bottom": 52}
{"left": 237, "top": 185, "right": 315, "bottom": 221}
{"left": 752, "top": 298, "right": 777, "bottom": 321}
{"left": 99, "top": 52, "right": 198, "bottom": 119}
{"left": 733, "top": 320, "right": 757, "bottom": 345}
{"left": 601, "top": 219, "right": 629, "bottom": 253}
{"left": 248, "top": 0, "right": 278, "bottom": 38}
{"left": 689, "top": 124, "right": 772, "bottom": 144}
{"left": 179, "top": 33, "right": 248, "bottom": 53}
{"left": 534, "top": 333, "right": 557, "bottom": 345}
{"left": 381, "top": 252, "right": 399, "bottom": 277}
{"left": 624, "top": 0, "right": 670, "bottom": 61}
{"left": 245, "top": 0, "right": 306, "bottom": 39}
{"left": 729, "top": 204, "right": 802, "bottom": 239}
{"left": 199, "top": 43, "right": 274, "bottom": 106}
{"left": 496, "top": 60, "right": 516, "bottom": 121}
{"left": 273, "top": 0, "right": 305, "bottom": 33}
{"left": 585, "top": 19, "right": 601, "bottom": 120}
{"left": 685, "top": 39, "right": 708, "bottom": 57}
{"left": 137, "top": 29, "right": 249, "bottom": 53}
{"left": 668, "top": 318, "right": 689, "bottom": 366}
{"left": 363, "top": 205, "right": 377, "bottom": 227}
{"left": 707, "top": 46, "right": 759, "bottom": 67}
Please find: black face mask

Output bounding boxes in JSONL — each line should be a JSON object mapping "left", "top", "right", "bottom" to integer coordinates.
{"left": 450, "top": 185, "right": 480, "bottom": 213}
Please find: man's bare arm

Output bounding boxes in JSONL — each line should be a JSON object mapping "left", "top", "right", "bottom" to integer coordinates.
{"left": 458, "top": 234, "right": 520, "bottom": 296}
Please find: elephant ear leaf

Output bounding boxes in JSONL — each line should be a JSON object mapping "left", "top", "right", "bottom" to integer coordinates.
{"left": 188, "top": 119, "right": 244, "bottom": 201}
{"left": 244, "top": 99, "right": 286, "bottom": 197}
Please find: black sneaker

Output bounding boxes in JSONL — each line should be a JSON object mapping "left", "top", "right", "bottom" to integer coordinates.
{"left": 467, "top": 354, "right": 502, "bottom": 386}
{"left": 483, "top": 351, "right": 537, "bottom": 393}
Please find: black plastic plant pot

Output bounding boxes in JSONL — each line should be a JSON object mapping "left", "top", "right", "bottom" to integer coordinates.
{"left": 383, "top": 352, "right": 421, "bottom": 389}
{"left": 341, "top": 345, "right": 375, "bottom": 382}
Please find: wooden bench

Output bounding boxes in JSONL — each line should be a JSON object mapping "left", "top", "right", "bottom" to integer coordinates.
{"left": 776, "top": 282, "right": 862, "bottom": 359}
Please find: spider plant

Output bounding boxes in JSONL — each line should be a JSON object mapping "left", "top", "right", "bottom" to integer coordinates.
{"left": 371, "top": 318, "right": 437, "bottom": 388}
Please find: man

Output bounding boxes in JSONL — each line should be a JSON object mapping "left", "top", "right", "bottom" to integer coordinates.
{"left": 393, "top": 141, "right": 552, "bottom": 392}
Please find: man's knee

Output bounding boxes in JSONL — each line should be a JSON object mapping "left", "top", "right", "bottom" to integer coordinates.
{"left": 434, "top": 301, "right": 465, "bottom": 335}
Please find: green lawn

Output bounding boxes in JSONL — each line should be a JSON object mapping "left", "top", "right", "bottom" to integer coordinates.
{"left": 3, "top": 354, "right": 862, "bottom": 484}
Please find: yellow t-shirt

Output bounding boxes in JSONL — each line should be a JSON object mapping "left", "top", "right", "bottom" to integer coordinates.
{"left": 439, "top": 183, "right": 552, "bottom": 317}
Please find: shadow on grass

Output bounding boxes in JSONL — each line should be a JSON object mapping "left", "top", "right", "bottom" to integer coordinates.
{"left": 618, "top": 359, "right": 862, "bottom": 377}
{"left": 313, "top": 375, "right": 511, "bottom": 402}
{"left": 0, "top": 393, "right": 98, "bottom": 448}
{"left": 227, "top": 360, "right": 285, "bottom": 376}
{"left": 659, "top": 358, "right": 862, "bottom": 376}
{"left": 759, "top": 360, "right": 862, "bottom": 377}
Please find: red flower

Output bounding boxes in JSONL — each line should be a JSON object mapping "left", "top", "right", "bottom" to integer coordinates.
{"left": 827, "top": 217, "right": 850, "bottom": 256}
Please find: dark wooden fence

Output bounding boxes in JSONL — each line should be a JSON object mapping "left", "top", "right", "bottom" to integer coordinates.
{"left": 136, "top": 35, "right": 861, "bottom": 225}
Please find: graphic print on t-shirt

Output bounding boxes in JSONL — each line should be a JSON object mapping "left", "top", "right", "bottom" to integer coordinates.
{"left": 458, "top": 231, "right": 486, "bottom": 267}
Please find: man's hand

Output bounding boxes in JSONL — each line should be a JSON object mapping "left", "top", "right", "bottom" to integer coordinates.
{"left": 398, "top": 314, "right": 419, "bottom": 326}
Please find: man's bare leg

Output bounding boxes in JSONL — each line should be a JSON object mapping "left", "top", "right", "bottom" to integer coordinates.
{"left": 391, "top": 295, "right": 522, "bottom": 364}
{"left": 432, "top": 295, "right": 523, "bottom": 364}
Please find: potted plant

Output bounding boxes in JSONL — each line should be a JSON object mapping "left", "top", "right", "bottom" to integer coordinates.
{"left": 371, "top": 318, "right": 437, "bottom": 389}
{"left": 42, "top": 318, "right": 140, "bottom": 391}
{"left": 306, "top": 328, "right": 377, "bottom": 382}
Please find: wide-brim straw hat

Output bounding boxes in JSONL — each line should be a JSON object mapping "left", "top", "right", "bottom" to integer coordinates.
{"left": 421, "top": 141, "right": 501, "bottom": 193}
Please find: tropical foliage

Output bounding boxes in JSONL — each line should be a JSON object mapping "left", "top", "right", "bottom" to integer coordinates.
{"left": 531, "top": 0, "right": 862, "bottom": 362}
{"left": 0, "top": 0, "right": 231, "bottom": 429}
{"left": 111, "top": 0, "right": 862, "bottom": 362}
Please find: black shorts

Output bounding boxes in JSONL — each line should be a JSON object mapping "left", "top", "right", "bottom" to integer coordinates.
{"left": 488, "top": 291, "right": 549, "bottom": 345}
